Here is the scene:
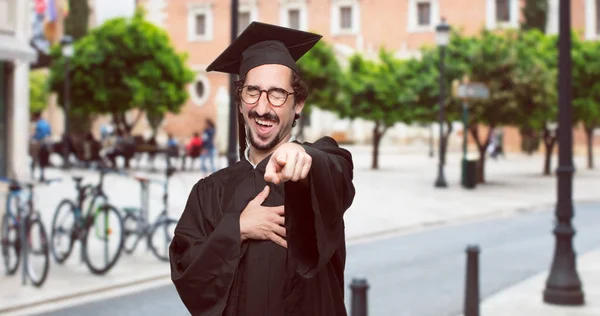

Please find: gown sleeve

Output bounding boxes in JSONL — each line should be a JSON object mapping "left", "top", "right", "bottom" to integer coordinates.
{"left": 285, "top": 136, "right": 356, "bottom": 278}
{"left": 169, "top": 180, "right": 242, "bottom": 316}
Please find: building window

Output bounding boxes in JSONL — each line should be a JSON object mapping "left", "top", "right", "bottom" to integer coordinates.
{"left": 331, "top": 0, "right": 360, "bottom": 35}
{"left": 288, "top": 9, "right": 300, "bottom": 29}
{"left": 408, "top": 0, "right": 438, "bottom": 33}
{"left": 486, "top": 0, "right": 517, "bottom": 29}
{"left": 238, "top": 12, "right": 250, "bottom": 34}
{"left": 187, "top": 3, "right": 213, "bottom": 42}
{"left": 280, "top": 0, "right": 308, "bottom": 31}
{"left": 340, "top": 6, "right": 352, "bottom": 30}
{"left": 238, "top": 1, "right": 259, "bottom": 35}
{"left": 496, "top": 0, "right": 510, "bottom": 22}
{"left": 417, "top": 2, "right": 431, "bottom": 26}
{"left": 195, "top": 14, "right": 206, "bottom": 36}
{"left": 189, "top": 73, "right": 210, "bottom": 107}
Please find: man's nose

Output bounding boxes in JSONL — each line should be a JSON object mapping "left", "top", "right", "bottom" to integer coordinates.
{"left": 254, "top": 91, "right": 270, "bottom": 115}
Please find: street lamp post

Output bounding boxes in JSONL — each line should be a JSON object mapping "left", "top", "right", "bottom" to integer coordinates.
{"left": 458, "top": 75, "right": 470, "bottom": 187}
{"left": 429, "top": 123, "right": 434, "bottom": 158}
{"left": 543, "top": 0, "right": 585, "bottom": 305}
{"left": 227, "top": 0, "right": 240, "bottom": 167}
{"left": 434, "top": 18, "right": 450, "bottom": 188}
{"left": 61, "top": 35, "right": 74, "bottom": 169}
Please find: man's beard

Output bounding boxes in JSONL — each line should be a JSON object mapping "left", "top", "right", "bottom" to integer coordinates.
{"left": 247, "top": 126, "right": 282, "bottom": 152}
{"left": 247, "top": 110, "right": 283, "bottom": 151}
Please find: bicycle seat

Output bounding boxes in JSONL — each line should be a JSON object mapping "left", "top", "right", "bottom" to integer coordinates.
{"left": 72, "top": 176, "right": 83, "bottom": 183}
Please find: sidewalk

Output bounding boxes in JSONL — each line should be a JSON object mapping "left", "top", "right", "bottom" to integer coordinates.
{"left": 1, "top": 145, "right": 599, "bottom": 313}
{"left": 478, "top": 248, "right": 600, "bottom": 315}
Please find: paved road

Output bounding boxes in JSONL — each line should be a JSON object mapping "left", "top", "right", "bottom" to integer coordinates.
{"left": 38, "top": 202, "right": 600, "bottom": 316}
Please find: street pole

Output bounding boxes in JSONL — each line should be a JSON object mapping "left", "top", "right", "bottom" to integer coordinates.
{"left": 62, "top": 55, "right": 71, "bottom": 169}
{"left": 429, "top": 123, "right": 434, "bottom": 158}
{"left": 434, "top": 44, "right": 448, "bottom": 188}
{"left": 461, "top": 101, "right": 468, "bottom": 187}
{"left": 227, "top": 0, "right": 239, "bottom": 167}
{"left": 543, "top": 0, "right": 585, "bottom": 305}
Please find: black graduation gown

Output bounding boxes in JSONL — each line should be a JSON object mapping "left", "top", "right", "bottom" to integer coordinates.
{"left": 169, "top": 136, "right": 356, "bottom": 316}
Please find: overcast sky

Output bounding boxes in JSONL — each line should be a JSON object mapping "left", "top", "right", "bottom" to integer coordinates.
{"left": 94, "top": 0, "right": 135, "bottom": 25}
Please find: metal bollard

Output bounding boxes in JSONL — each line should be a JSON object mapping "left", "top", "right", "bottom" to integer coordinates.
{"left": 350, "top": 277, "right": 369, "bottom": 316}
{"left": 464, "top": 245, "right": 480, "bottom": 316}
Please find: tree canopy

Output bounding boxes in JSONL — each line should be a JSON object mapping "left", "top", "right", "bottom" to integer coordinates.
{"left": 48, "top": 8, "right": 194, "bottom": 134}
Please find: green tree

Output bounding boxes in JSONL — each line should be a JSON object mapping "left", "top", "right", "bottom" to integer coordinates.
{"left": 29, "top": 70, "right": 50, "bottom": 116}
{"left": 48, "top": 8, "right": 195, "bottom": 136}
{"left": 297, "top": 40, "right": 345, "bottom": 141}
{"left": 513, "top": 29, "right": 558, "bottom": 175}
{"left": 519, "top": 0, "right": 550, "bottom": 155}
{"left": 572, "top": 35, "right": 600, "bottom": 169}
{"left": 343, "top": 50, "right": 419, "bottom": 169}
{"left": 464, "top": 29, "right": 521, "bottom": 183}
{"left": 415, "top": 31, "right": 475, "bottom": 164}
{"left": 521, "top": 0, "right": 548, "bottom": 31}
{"left": 59, "top": 0, "right": 92, "bottom": 135}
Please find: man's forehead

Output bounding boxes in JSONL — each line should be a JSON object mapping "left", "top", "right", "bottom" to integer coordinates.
{"left": 245, "top": 64, "right": 293, "bottom": 88}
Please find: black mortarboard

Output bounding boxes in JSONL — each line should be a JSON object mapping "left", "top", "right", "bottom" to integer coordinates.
{"left": 206, "top": 21, "right": 322, "bottom": 76}
{"left": 206, "top": 22, "right": 322, "bottom": 161}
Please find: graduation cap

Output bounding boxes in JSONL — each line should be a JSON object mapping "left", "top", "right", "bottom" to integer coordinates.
{"left": 206, "top": 21, "right": 322, "bottom": 76}
{"left": 206, "top": 22, "right": 322, "bottom": 160}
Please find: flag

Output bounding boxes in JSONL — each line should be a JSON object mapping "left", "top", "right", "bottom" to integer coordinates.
{"left": 34, "top": 0, "right": 46, "bottom": 15}
{"left": 45, "top": 0, "right": 57, "bottom": 22}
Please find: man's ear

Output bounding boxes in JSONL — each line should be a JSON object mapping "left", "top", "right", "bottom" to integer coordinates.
{"left": 294, "top": 100, "right": 305, "bottom": 115}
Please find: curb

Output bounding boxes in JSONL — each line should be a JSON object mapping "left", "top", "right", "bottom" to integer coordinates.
{"left": 0, "top": 273, "right": 171, "bottom": 314}
{"left": 346, "top": 199, "right": 600, "bottom": 245}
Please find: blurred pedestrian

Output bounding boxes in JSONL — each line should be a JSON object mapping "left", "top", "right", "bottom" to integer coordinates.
{"left": 166, "top": 133, "right": 180, "bottom": 168}
{"left": 30, "top": 112, "right": 52, "bottom": 181}
{"left": 182, "top": 132, "right": 203, "bottom": 170}
{"left": 200, "top": 119, "right": 217, "bottom": 174}
{"left": 490, "top": 129, "right": 505, "bottom": 159}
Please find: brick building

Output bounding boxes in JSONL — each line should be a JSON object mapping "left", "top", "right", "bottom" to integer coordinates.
{"left": 130, "top": 0, "right": 600, "bottom": 153}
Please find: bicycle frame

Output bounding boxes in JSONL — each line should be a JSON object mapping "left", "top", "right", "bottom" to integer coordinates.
{"left": 4, "top": 183, "right": 40, "bottom": 285}
{"left": 125, "top": 168, "right": 174, "bottom": 250}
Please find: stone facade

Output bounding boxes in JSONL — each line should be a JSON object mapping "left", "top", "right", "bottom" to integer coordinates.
{"left": 0, "top": 0, "right": 37, "bottom": 179}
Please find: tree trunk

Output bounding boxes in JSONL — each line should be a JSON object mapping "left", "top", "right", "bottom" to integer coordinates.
{"left": 585, "top": 126, "right": 594, "bottom": 169}
{"left": 469, "top": 125, "right": 495, "bottom": 184}
{"left": 542, "top": 127, "right": 557, "bottom": 175}
{"left": 371, "top": 121, "right": 388, "bottom": 170}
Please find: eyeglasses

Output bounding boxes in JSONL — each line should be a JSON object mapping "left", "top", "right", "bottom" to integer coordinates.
{"left": 240, "top": 85, "right": 295, "bottom": 107}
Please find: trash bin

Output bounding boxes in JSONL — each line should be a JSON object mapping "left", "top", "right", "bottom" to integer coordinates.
{"left": 461, "top": 159, "right": 478, "bottom": 189}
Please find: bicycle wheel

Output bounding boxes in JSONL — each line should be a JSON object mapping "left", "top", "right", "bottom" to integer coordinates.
{"left": 50, "top": 199, "right": 77, "bottom": 264}
{"left": 25, "top": 217, "right": 50, "bottom": 287}
{"left": 83, "top": 204, "right": 124, "bottom": 275}
{"left": 1, "top": 213, "right": 20, "bottom": 275}
{"left": 122, "top": 212, "right": 141, "bottom": 255}
{"left": 149, "top": 218, "right": 177, "bottom": 262}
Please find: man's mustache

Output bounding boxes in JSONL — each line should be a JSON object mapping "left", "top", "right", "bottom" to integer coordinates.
{"left": 248, "top": 111, "right": 279, "bottom": 123}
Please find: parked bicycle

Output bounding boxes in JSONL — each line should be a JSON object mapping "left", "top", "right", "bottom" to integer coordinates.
{"left": 1, "top": 177, "right": 59, "bottom": 287}
{"left": 49, "top": 167, "right": 125, "bottom": 275}
{"left": 122, "top": 166, "right": 178, "bottom": 262}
